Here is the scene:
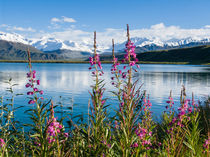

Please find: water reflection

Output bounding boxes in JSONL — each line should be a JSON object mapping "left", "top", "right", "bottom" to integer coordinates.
{"left": 0, "top": 63, "right": 209, "bottom": 119}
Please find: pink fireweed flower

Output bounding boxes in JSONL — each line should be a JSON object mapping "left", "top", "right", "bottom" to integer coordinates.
{"left": 142, "top": 140, "right": 151, "bottom": 146}
{"left": 27, "top": 72, "right": 31, "bottom": 78}
{"left": 37, "top": 80, "right": 40, "bottom": 85}
{"left": 28, "top": 100, "right": 35, "bottom": 104}
{"left": 0, "top": 138, "right": 5, "bottom": 147}
{"left": 39, "top": 90, "right": 43, "bottom": 95}
{"left": 98, "top": 61, "right": 102, "bottom": 69}
{"left": 25, "top": 83, "right": 31, "bottom": 88}
{"left": 188, "top": 107, "right": 193, "bottom": 113}
{"left": 101, "top": 100, "right": 105, "bottom": 105}
{"left": 203, "top": 138, "right": 210, "bottom": 148}
{"left": 129, "top": 61, "right": 135, "bottom": 66}
{"left": 27, "top": 91, "right": 33, "bottom": 95}
{"left": 131, "top": 142, "right": 138, "bottom": 148}
{"left": 89, "top": 57, "right": 94, "bottom": 65}
{"left": 122, "top": 73, "right": 126, "bottom": 79}
{"left": 135, "top": 126, "right": 147, "bottom": 139}
{"left": 64, "top": 133, "right": 69, "bottom": 138}
{"left": 32, "top": 73, "right": 36, "bottom": 79}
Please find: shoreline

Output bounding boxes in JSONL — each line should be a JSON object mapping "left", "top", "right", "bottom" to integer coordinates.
{"left": 0, "top": 60, "right": 209, "bottom": 65}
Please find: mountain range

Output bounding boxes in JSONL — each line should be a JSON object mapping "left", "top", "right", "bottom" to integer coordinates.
{"left": 0, "top": 31, "right": 210, "bottom": 61}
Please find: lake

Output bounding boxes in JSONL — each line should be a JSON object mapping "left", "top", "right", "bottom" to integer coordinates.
{"left": 0, "top": 63, "right": 209, "bottom": 123}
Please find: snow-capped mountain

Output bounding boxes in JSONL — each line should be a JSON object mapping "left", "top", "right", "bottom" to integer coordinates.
{"left": 106, "top": 37, "right": 210, "bottom": 52}
{"left": 30, "top": 37, "right": 92, "bottom": 52}
{"left": 0, "top": 32, "right": 29, "bottom": 45}
{"left": 1, "top": 31, "right": 210, "bottom": 53}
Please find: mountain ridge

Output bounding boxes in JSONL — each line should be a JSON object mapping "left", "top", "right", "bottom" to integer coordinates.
{"left": 1, "top": 31, "right": 210, "bottom": 53}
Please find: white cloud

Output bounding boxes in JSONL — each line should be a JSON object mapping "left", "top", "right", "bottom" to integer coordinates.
{"left": 204, "top": 25, "right": 210, "bottom": 29}
{"left": 0, "top": 24, "right": 8, "bottom": 27}
{"left": 12, "top": 26, "right": 36, "bottom": 32}
{"left": 4, "top": 22, "right": 210, "bottom": 49}
{"left": 62, "top": 16, "right": 76, "bottom": 23}
{"left": 31, "top": 23, "right": 210, "bottom": 49}
{"left": 150, "top": 23, "right": 165, "bottom": 29}
{"left": 51, "top": 17, "right": 61, "bottom": 23}
{"left": 51, "top": 16, "right": 76, "bottom": 24}
{"left": 1, "top": 24, "right": 36, "bottom": 32}
{"left": 129, "top": 23, "right": 210, "bottom": 41}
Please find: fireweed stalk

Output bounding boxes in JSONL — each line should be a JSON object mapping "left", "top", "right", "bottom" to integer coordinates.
{"left": 111, "top": 39, "right": 123, "bottom": 103}
{"left": 87, "top": 32, "right": 111, "bottom": 156}
{"left": 112, "top": 25, "right": 148, "bottom": 157}
{"left": 26, "top": 49, "right": 67, "bottom": 157}
{"left": 26, "top": 49, "right": 48, "bottom": 156}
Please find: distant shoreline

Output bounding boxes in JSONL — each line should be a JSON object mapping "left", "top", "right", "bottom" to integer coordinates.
{"left": 0, "top": 60, "right": 209, "bottom": 65}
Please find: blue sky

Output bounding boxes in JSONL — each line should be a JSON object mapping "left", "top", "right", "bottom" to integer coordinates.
{"left": 1, "top": 0, "right": 210, "bottom": 42}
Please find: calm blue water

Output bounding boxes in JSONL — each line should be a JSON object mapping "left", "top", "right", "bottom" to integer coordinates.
{"left": 0, "top": 63, "right": 210, "bottom": 123}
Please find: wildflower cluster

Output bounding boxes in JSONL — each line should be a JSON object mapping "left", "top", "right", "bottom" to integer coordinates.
{"left": 123, "top": 41, "right": 138, "bottom": 65}
{"left": 135, "top": 125, "right": 152, "bottom": 148}
{"left": 47, "top": 103, "right": 68, "bottom": 144}
{"left": 135, "top": 95, "right": 154, "bottom": 150}
{"left": 47, "top": 118, "right": 63, "bottom": 143}
{"left": 167, "top": 99, "right": 196, "bottom": 134}
{"left": 203, "top": 138, "right": 210, "bottom": 152}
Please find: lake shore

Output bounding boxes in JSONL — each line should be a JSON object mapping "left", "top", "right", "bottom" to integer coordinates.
{"left": 0, "top": 60, "right": 210, "bottom": 65}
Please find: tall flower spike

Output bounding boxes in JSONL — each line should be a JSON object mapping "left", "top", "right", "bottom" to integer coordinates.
{"left": 27, "top": 48, "right": 32, "bottom": 69}
{"left": 112, "top": 39, "right": 115, "bottom": 57}
{"left": 127, "top": 24, "right": 130, "bottom": 41}
{"left": 26, "top": 49, "right": 43, "bottom": 104}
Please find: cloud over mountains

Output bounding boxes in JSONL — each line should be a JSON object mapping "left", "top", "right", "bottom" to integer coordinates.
{"left": 2, "top": 19, "right": 210, "bottom": 53}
